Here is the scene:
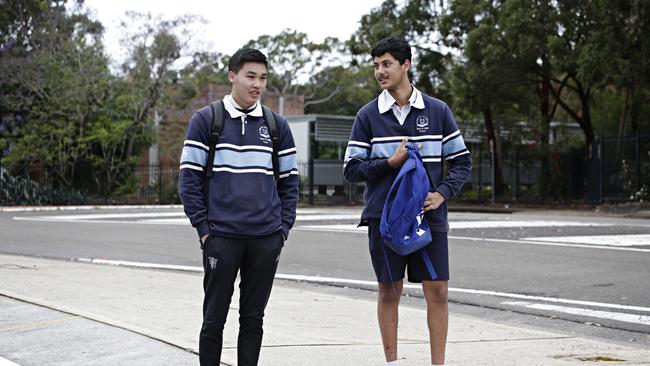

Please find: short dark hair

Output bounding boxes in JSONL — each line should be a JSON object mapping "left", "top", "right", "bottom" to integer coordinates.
{"left": 370, "top": 37, "right": 411, "bottom": 65}
{"left": 228, "top": 48, "right": 268, "bottom": 73}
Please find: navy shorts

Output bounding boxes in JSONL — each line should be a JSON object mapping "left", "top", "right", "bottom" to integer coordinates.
{"left": 367, "top": 219, "right": 449, "bottom": 283}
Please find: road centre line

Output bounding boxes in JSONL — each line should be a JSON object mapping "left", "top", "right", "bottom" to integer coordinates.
{"left": 76, "top": 258, "right": 650, "bottom": 314}
{"left": 501, "top": 301, "right": 650, "bottom": 326}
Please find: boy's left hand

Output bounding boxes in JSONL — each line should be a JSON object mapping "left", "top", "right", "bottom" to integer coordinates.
{"left": 423, "top": 192, "right": 445, "bottom": 211}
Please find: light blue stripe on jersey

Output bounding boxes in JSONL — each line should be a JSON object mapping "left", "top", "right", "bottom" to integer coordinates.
{"left": 180, "top": 146, "right": 207, "bottom": 167}
{"left": 279, "top": 154, "right": 297, "bottom": 172}
{"left": 418, "top": 141, "right": 441, "bottom": 157}
{"left": 345, "top": 146, "right": 370, "bottom": 161}
{"left": 442, "top": 137, "right": 467, "bottom": 157}
{"left": 370, "top": 142, "right": 400, "bottom": 158}
{"left": 213, "top": 149, "right": 271, "bottom": 168}
{"left": 371, "top": 140, "right": 442, "bottom": 159}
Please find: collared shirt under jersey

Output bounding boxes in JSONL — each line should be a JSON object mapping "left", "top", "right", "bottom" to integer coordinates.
{"left": 377, "top": 85, "right": 425, "bottom": 125}
{"left": 223, "top": 94, "right": 262, "bottom": 135}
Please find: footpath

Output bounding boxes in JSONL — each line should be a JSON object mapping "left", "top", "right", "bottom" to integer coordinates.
{"left": 1, "top": 253, "right": 650, "bottom": 366}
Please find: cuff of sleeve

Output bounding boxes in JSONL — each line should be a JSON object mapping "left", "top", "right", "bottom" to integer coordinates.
{"left": 436, "top": 183, "right": 453, "bottom": 200}
{"left": 196, "top": 220, "right": 210, "bottom": 239}
{"left": 281, "top": 223, "right": 290, "bottom": 240}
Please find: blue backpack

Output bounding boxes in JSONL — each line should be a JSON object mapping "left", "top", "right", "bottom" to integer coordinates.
{"left": 380, "top": 144, "right": 437, "bottom": 282}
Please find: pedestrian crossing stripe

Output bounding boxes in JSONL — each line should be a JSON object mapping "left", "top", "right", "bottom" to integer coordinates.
{"left": 522, "top": 234, "right": 650, "bottom": 246}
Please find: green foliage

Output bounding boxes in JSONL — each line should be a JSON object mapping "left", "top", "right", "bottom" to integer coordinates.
{"left": 0, "top": 3, "right": 197, "bottom": 200}
{"left": 0, "top": 167, "right": 86, "bottom": 205}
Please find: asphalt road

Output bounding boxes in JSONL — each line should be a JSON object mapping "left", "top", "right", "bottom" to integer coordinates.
{"left": 1, "top": 206, "right": 649, "bottom": 346}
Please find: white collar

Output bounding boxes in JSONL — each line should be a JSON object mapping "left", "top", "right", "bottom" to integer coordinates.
{"left": 377, "top": 85, "right": 424, "bottom": 114}
{"left": 223, "top": 94, "right": 263, "bottom": 118}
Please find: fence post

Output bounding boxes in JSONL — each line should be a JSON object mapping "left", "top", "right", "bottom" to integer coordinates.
{"left": 158, "top": 161, "right": 163, "bottom": 204}
{"left": 597, "top": 139, "right": 603, "bottom": 205}
{"left": 308, "top": 158, "right": 314, "bottom": 205}
{"left": 634, "top": 130, "right": 641, "bottom": 193}
{"left": 490, "top": 139, "right": 496, "bottom": 205}
{"left": 514, "top": 146, "right": 519, "bottom": 202}
{"left": 477, "top": 143, "right": 482, "bottom": 202}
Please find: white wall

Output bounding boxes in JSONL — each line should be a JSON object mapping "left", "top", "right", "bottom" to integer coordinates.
{"left": 288, "top": 120, "right": 310, "bottom": 163}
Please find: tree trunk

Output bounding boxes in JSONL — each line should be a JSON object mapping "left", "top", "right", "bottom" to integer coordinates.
{"left": 482, "top": 106, "right": 504, "bottom": 196}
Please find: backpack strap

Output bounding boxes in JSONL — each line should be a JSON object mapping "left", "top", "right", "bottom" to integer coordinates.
{"left": 205, "top": 100, "right": 225, "bottom": 179}
{"left": 262, "top": 105, "right": 280, "bottom": 183}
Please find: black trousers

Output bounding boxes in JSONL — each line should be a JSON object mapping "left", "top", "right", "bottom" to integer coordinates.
{"left": 199, "top": 231, "right": 284, "bottom": 366}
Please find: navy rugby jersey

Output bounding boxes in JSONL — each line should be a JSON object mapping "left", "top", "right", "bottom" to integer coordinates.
{"left": 343, "top": 88, "right": 471, "bottom": 232}
{"left": 178, "top": 95, "right": 299, "bottom": 239}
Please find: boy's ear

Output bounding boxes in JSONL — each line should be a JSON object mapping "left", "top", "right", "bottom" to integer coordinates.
{"left": 402, "top": 59, "right": 411, "bottom": 73}
{"left": 227, "top": 70, "right": 236, "bottom": 83}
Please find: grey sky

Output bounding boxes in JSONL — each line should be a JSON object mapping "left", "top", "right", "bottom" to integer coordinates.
{"left": 83, "top": 0, "right": 385, "bottom": 63}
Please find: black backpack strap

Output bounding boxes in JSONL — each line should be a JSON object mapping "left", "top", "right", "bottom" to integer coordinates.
{"left": 205, "top": 100, "right": 225, "bottom": 179}
{"left": 262, "top": 105, "right": 280, "bottom": 183}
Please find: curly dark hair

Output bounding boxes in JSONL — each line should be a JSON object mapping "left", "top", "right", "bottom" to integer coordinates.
{"left": 370, "top": 37, "right": 411, "bottom": 65}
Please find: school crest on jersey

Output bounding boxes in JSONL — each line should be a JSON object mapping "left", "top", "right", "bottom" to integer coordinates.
{"left": 259, "top": 126, "right": 271, "bottom": 144}
{"left": 416, "top": 115, "right": 429, "bottom": 133}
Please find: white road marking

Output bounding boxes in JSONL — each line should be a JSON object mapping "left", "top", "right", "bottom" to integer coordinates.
{"left": 299, "top": 220, "right": 608, "bottom": 232}
{"left": 15, "top": 213, "right": 649, "bottom": 252}
{"left": 501, "top": 301, "right": 650, "bottom": 326}
{"left": 449, "top": 236, "right": 650, "bottom": 253}
{"left": 290, "top": 226, "right": 650, "bottom": 252}
{"left": 33, "top": 212, "right": 184, "bottom": 220}
{"left": 296, "top": 224, "right": 366, "bottom": 233}
{"left": 0, "top": 357, "right": 21, "bottom": 366}
{"left": 522, "top": 234, "right": 650, "bottom": 246}
{"left": 12, "top": 212, "right": 360, "bottom": 223}
{"left": 0, "top": 205, "right": 182, "bottom": 212}
{"left": 75, "top": 258, "right": 650, "bottom": 314}
{"left": 77, "top": 258, "right": 202, "bottom": 272}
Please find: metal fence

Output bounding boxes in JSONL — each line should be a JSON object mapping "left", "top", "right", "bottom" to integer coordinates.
{"left": 1, "top": 135, "right": 647, "bottom": 205}
{"left": 590, "top": 134, "right": 650, "bottom": 204}
{"left": 0, "top": 162, "right": 181, "bottom": 205}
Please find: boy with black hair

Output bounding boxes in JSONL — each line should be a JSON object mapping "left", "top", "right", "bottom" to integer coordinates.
{"left": 179, "top": 48, "right": 299, "bottom": 366}
{"left": 344, "top": 37, "right": 471, "bottom": 366}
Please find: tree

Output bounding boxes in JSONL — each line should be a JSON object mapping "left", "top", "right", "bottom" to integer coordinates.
{"left": 303, "top": 64, "right": 381, "bottom": 116}
{"left": 0, "top": 0, "right": 109, "bottom": 188}
{"left": 244, "top": 29, "right": 344, "bottom": 113}
{"left": 349, "top": 0, "right": 450, "bottom": 97}
{"left": 116, "top": 12, "right": 200, "bottom": 159}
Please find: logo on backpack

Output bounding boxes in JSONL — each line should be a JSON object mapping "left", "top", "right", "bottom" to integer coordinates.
{"left": 404, "top": 210, "right": 427, "bottom": 240}
{"left": 416, "top": 115, "right": 429, "bottom": 133}
{"left": 259, "top": 126, "right": 271, "bottom": 144}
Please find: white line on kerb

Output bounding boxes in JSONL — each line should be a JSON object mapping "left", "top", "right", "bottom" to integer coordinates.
{"left": 502, "top": 301, "right": 650, "bottom": 326}
{"left": 75, "top": 258, "right": 650, "bottom": 314}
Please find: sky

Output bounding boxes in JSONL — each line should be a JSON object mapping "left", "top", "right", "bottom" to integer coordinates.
{"left": 83, "top": 0, "right": 386, "bottom": 63}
